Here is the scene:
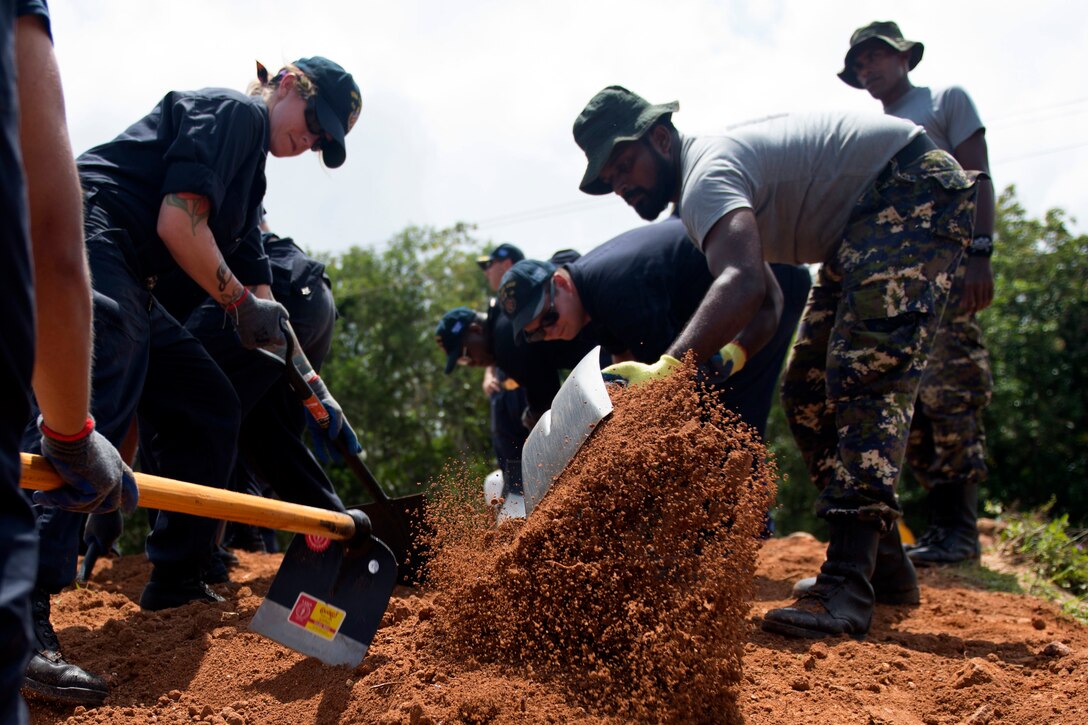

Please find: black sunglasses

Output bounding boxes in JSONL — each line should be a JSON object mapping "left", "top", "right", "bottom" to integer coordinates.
{"left": 523, "top": 279, "right": 560, "bottom": 343}
{"left": 304, "top": 97, "right": 328, "bottom": 151}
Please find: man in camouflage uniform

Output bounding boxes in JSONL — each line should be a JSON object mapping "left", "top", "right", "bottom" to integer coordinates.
{"left": 571, "top": 86, "right": 980, "bottom": 639}
{"left": 838, "top": 21, "right": 994, "bottom": 567}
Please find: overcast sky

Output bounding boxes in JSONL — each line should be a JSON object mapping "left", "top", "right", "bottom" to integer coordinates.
{"left": 49, "top": 0, "right": 1088, "bottom": 262}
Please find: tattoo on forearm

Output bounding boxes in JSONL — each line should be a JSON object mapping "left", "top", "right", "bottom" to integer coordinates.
{"left": 216, "top": 262, "right": 235, "bottom": 296}
{"left": 165, "top": 193, "right": 210, "bottom": 236}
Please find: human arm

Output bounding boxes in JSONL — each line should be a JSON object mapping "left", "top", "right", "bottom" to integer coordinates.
{"left": 157, "top": 193, "right": 287, "bottom": 348}
{"left": 666, "top": 208, "right": 767, "bottom": 361}
{"left": 482, "top": 366, "right": 502, "bottom": 395}
{"left": 16, "top": 14, "right": 136, "bottom": 512}
{"left": 952, "top": 130, "right": 995, "bottom": 312}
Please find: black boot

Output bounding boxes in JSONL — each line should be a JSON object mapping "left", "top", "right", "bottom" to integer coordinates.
{"left": 762, "top": 519, "right": 881, "bottom": 639}
{"left": 791, "top": 523, "right": 919, "bottom": 605}
{"left": 23, "top": 588, "right": 108, "bottom": 706}
{"left": 907, "top": 482, "right": 980, "bottom": 566}
{"left": 139, "top": 564, "right": 225, "bottom": 611}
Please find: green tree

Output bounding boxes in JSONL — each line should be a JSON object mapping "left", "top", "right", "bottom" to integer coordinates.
{"left": 317, "top": 223, "right": 496, "bottom": 503}
{"left": 980, "top": 187, "right": 1088, "bottom": 522}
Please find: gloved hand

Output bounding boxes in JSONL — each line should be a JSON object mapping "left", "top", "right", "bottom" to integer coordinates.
{"left": 601, "top": 354, "right": 682, "bottom": 387}
{"left": 304, "top": 373, "right": 363, "bottom": 463}
{"left": 225, "top": 288, "right": 289, "bottom": 351}
{"left": 33, "top": 416, "right": 138, "bottom": 514}
{"left": 719, "top": 341, "right": 748, "bottom": 378}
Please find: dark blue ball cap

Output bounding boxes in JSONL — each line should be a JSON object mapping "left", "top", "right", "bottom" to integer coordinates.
{"left": 435, "top": 307, "right": 480, "bottom": 374}
{"left": 476, "top": 242, "right": 525, "bottom": 269}
{"left": 497, "top": 259, "right": 555, "bottom": 336}
{"left": 293, "top": 56, "right": 361, "bottom": 169}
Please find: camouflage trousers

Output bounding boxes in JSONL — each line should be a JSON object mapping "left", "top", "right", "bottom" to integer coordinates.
{"left": 780, "top": 149, "right": 978, "bottom": 527}
{"left": 906, "top": 263, "right": 992, "bottom": 490}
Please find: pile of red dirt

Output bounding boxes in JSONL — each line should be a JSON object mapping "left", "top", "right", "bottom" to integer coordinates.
{"left": 24, "top": 366, "right": 1088, "bottom": 723}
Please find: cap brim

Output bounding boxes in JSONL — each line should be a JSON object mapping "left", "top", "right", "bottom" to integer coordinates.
{"left": 314, "top": 97, "right": 347, "bottom": 168}
{"left": 476, "top": 255, "right": 492, "bottom": 269}
{"left": 509, "top": 286, "right": 548, "bottom": 336}
{"left": 443, "top": 349, "right": 459, "bottom": 374}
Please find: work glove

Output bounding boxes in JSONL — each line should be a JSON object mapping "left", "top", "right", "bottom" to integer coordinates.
{"left": 225, "top": 288, "right": 289, "bottom": 351}
{"left": 601, "top": 354, "right": 682, "bottom": 387}
{"left": 719, "top": 341, "right": 748, "bottom": 378}
{"left": 34, "top": 416, "right": 138, "bottom": 514}
{"left": 304, "top": 373, "right": 363, "bottom": 463}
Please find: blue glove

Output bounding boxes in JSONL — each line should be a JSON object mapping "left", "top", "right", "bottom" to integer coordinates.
{"left": 601, "top": 354, "right": 682, "bottom": 387}
{"left": 33, "top": 416, "right": 138, "bottom": 514}
{"left": 304, "top": 373, "right": 362, "bottom": 463}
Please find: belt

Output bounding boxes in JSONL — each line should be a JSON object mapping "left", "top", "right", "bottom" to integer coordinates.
{"left": 891, "top": 133, "right": 937, "bottom": 168}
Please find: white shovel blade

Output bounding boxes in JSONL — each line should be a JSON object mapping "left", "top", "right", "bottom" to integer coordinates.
{"left": 518, "top": 346, "right": 613, "bottom": 518}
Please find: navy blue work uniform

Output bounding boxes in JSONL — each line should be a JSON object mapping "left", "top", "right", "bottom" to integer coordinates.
{"left": 1, "top": 2, "right": 47, "bottom": 720}
{"left": 28, "top": 86, "right": 274, "bottom": 592}
{"left": 567, "top": 216, "right": 810, "bottom": 438}
{"left": 483, "top": 303, "right": 530, "bottom": 491}
{"left": 155, "top": 233, "right": 344, "bottom": 513}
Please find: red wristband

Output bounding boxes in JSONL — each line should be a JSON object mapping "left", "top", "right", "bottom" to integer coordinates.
{"left": 223, "top": 287, "right": 249, "bottom": 313}
{"left": 41, "top": 416, "right": 95, "bottom": 442}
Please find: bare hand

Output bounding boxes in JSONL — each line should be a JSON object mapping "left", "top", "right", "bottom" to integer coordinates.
{"left": 961, "top": 256, "right": 995, "bottom": 313}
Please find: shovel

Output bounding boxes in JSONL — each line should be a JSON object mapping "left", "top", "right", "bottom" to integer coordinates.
{"left": 20, "top": 452, "right": 396, "bottom": 667}
{"left": 280, "top": 326, "right": 429, "bottom": 586}
{"left": 517, "top": 345, "right": 613, "bottom": 518}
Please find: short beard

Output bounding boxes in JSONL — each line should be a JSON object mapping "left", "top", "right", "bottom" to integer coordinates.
{"left": 631, "top": 144, "right": 676, "bottom": 221}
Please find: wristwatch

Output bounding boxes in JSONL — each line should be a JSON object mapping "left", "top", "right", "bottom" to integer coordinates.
{"left": 967, "top": 234, "right": 994, "bottom": 258}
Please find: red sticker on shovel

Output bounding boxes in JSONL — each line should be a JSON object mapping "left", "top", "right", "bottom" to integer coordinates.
{"left": 287, "top": 592, "right": 346, "bottom": 641}
{"left": 305, "top": 534, "right": 331, "bottom": 552}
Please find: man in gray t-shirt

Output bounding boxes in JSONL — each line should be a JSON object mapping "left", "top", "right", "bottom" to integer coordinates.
{"left": 572, "top": 86, "right": 980, "bottom": 640}
{"left": 837, "top": 20, "right": 995, "bottom": 569}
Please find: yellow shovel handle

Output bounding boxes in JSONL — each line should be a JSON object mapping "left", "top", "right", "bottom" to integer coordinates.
{"left": 20, "top": 452, "right": 356, "bottom": 541}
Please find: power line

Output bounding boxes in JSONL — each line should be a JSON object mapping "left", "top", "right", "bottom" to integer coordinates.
{"left": 996, "top": 140, "right": 1088, "bottom": 164}
{"left": 988, "top": 96, "right": 1088, "bottom": 123}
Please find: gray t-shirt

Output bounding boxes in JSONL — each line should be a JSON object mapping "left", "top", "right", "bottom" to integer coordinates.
{"left": 678, "top": 112, "right": 921, "bottom": 264}
{"left": 885, "top": 85, "right": 983, "bottom": 153}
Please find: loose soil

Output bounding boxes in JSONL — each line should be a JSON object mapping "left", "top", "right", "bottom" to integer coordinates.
{"left": 27, "top": 368, "right": 1088, "bottom": 724}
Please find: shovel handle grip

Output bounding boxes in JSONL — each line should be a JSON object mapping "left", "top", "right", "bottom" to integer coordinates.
{"left": 20, "top": 452, "right": 357, "bottom": 541}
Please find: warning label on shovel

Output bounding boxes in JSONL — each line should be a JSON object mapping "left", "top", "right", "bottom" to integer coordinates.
{"left": 287, "top": 592, "right": 347, "bottom": 641}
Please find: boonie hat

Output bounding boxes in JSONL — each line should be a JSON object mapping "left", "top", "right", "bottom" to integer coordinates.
{"left": 292, "top": 56, "right": 361, "bottom": 169}
{"left": 573, "top": 86, "right": 678, "bottom": 195}
{"left": 476, "top": 242, "right": 525, "bottom": 270}
{"left": 497, "top": 259, "right": 556, "bottom": 336}
{"left": 838, "top": 21, "right": 924, "bottom": 88}
{"left": 435, "top": 307, "right": 480, "bottom": 374}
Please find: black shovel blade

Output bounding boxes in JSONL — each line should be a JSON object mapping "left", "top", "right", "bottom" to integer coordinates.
{"left": 249, "top": 533, "right": 398, "bottom": 667}
{"left": 357, "top": 494, "right": 430, "bottom": 587}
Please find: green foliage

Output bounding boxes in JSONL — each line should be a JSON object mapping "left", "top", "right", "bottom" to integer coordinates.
{"left": 316, "top": 223, "right": 496, "bottom": 503}
{"left": 980, "top": 188, "right": 1088, "bottom": 523}
{"left": 999, "top": 503, "right": 1088, "bottom": 599}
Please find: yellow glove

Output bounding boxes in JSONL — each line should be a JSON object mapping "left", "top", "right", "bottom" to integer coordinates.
{"left": 719, "top": 341, "right": 747, "bottom": 378}
{"left": 601, "top": 354, "right": 682, "bottom": 387}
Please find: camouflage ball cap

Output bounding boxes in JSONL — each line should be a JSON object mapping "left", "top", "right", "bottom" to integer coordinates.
{"left": 435, "top": 307, "right": 480, "bottom": 374}
{"left": 573, "top": 86, "right": 678, "bottom": 195}
{"left": 838, "top": 21, "right": 924, "bottom": 88}
{"left": 497, "top": 259, "right": 556, "bottom": 336}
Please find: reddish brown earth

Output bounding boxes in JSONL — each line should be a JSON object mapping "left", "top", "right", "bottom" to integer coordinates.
{"left": 26, "top": 369, "right": 1088, "bottom": 724}
{"left": 26, "top": 536, "right": 1088, "bottom": 724}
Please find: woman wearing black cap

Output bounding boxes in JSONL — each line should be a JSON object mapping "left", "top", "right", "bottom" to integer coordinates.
{"left": 26, "top": 56, "right": 361, "bottom": 698}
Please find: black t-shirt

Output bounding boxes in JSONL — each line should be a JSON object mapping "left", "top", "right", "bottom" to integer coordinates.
{"left": 567, "top": 216, "right": 713, "bottom": 363}
{"left": 265, "top": 234, "right": 336, "bottom": 370}
{"left": 78, "top": 88, "right": 270, "bottom": 284}
{"left": 486, "top": 301, "right": 599, "bottom": 419}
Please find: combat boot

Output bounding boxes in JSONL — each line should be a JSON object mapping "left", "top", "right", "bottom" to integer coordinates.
{"left": 23, "top": 588, "right": 108, "bottom": 706}
{"left": 139, "top": 563, "right": 225, "bottom": 611}
{"left": 907, "top": 482, "right": 981, "bottom": 566}
{"left": 761, "top": 519, "right": 881, "bottom": 639}
{"left": 791, "top": 523, "right": 919, "bottom": 605}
